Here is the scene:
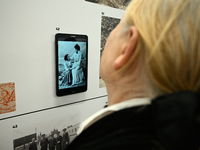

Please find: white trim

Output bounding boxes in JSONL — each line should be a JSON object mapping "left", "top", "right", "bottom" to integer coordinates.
{"left": 78, "top": 97, "right": 151, "bottom": 135}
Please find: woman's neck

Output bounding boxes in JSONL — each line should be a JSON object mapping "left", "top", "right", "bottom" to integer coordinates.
{"left": 106, "top": 81, "right": 149, "bottom": 106}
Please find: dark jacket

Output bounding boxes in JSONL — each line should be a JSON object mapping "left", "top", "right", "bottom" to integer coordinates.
{"left": 66, "top": 91, "right": 200, "bottom": 150}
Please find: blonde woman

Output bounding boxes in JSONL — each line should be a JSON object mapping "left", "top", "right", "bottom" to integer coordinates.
{"left": 66, "top": 0, "right": 200, "bottom": 149}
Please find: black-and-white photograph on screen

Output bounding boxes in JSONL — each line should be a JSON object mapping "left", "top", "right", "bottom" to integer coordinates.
{"left": 13, "top": 118, "right": 80, "bottom": 150}
{"left": 85, "top": 0, "right": 131, "bottom": 10}
{"left": 99, "top": 16, "right": 120, "bottom": 88}
{"left": 58, "top": 42, "right": 87, "bottom": 90}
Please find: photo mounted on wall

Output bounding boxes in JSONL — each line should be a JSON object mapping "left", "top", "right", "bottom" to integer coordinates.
{"left": 99, "top": 16, "right": 120, "bottom": 88}
{"left": 55, "top": 33, "right": 88, "bottom": 96}
{"left": 85, "top": 0, "right": 131, "bottom": 10}
{"left": 0, "top": 82, "right": 16, "bottom": 114}
{"left": 13, "top": 116, "right": 80, "bottom": 150}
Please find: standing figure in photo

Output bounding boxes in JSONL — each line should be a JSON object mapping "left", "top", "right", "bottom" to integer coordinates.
{"left": 49, "top": 136, "right": 56, "bottom": 150}
{"left": 52, "top": 134, "right": 58, "bottom": 150}
{"left": 71, "top": 44, "right": 84, "bottom": 86}
{"left": 28, "top": 138, "right": 37, "bottom": 150}
{"left": 61, "top": 54, "right": 72, "bottom": 86}
{"left": 62, "top": 128, "right": 70, "bottom": 150}
{"left": 56, "top": 132, "right": 63, "bottom": 150}
{"left": 40, "top": 134, "right": 48, "bottom": 150}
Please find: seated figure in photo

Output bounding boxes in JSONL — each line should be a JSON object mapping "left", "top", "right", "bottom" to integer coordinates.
{"left": 61, "top": 54, "right": 72, "bottom": 86}
{"left": 66, "top": 0, "right": 200, "bottom": 149}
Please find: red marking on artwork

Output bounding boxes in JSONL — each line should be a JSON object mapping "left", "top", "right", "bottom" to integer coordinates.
{"left": 0, "top": 82, "right": 16, "bottom": 114}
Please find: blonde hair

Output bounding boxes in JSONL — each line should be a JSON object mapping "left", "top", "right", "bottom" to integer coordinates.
{"left": 123, "top": 0, "right": 200, "bottom": 96}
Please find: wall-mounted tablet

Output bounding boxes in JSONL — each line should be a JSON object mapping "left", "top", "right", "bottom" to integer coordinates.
{"left": 55, "top": 33, "right": 88, "bottom": 96}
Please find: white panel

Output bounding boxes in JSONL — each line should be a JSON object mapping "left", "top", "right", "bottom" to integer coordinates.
{"left": 0, "top": 0, "right": 124, "bottom": 149}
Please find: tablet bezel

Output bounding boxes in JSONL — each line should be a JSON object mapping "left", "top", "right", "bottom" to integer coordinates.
{"left": 55, "top": 33, "right": 88, "bottom": 96}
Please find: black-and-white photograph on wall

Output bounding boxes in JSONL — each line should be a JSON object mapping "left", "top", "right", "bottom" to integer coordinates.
{"left": 13, "top": 117, "right": 80, "bottom": 150}
{"left": 99, "top": 15, "right": 120, "bottom": 88}
{"left": 85, "top": 0, "right": 131, "bottom": 10}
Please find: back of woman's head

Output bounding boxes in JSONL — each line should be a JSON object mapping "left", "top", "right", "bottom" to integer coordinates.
{"left": 124, "top": 0, "right": 200, "bottom": 96}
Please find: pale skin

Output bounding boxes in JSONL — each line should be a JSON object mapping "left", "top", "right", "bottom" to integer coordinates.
{"left": 100, "top": 18, "right": 149, "bottom": 106}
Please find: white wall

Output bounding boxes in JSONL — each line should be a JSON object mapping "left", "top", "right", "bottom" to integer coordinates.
{"left": 0, "top": 0, "right": 124, "bottom": 149}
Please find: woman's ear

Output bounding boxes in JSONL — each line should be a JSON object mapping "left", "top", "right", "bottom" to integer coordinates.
{"left": 113, "top": 26, "right": 139, "bottom": 70}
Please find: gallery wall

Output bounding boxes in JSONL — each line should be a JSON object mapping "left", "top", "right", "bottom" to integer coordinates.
{"left": 0, "top": 0, "right": 125, "bottom": 149}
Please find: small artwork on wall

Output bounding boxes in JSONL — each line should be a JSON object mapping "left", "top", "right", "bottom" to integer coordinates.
{"left": 99, "top": 15, "right": 120, "bottom": 88}
{"left": 85, "top": 0, "right": 131, "bottom": 10}
{"left": 0, "top": 82, "right": 16, "bottom": 114}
